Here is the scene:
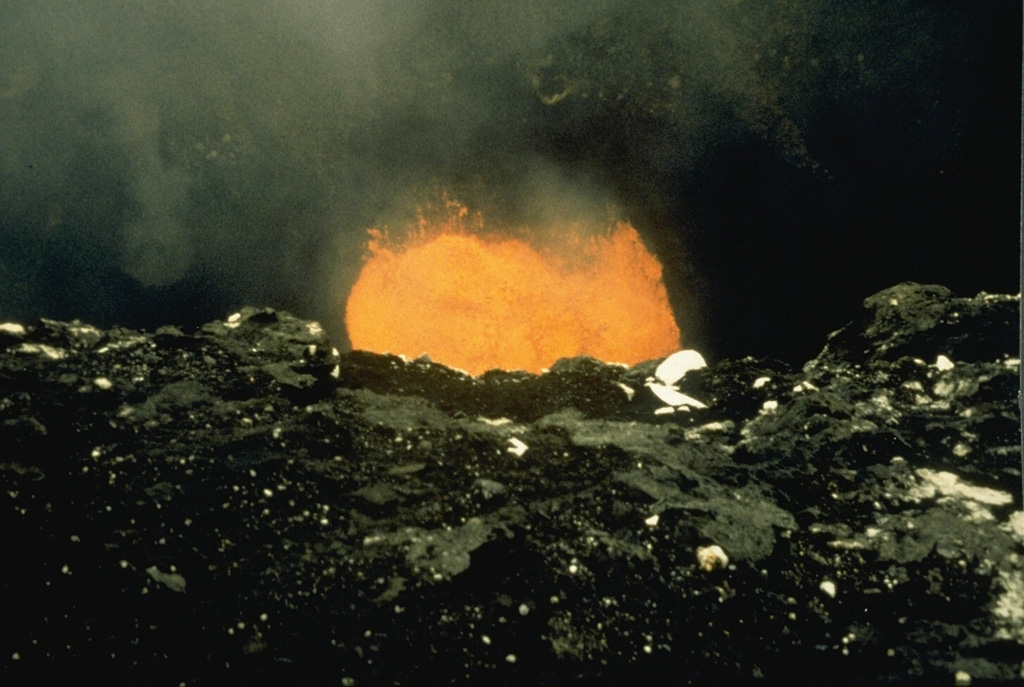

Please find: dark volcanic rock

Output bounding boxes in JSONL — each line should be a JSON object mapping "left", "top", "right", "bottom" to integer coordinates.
{"left": 1, "top": 284, "right": 1021, "bottom": 685}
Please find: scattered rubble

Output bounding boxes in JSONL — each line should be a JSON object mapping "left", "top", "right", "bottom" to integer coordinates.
{"left": 1, "top": 283, "right": 1020, "bottom": 684}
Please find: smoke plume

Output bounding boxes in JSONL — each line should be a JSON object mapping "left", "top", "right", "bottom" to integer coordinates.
{"left": 0, "top": 1, "right": 1017, "bottom": 360}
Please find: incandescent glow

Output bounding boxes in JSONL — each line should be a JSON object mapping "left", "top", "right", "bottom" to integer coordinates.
{"left": 345, "top": 200, "right": 681, "bottom": 375}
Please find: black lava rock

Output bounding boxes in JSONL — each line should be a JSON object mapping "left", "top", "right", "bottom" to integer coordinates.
{"left": 1, "top": 283, "right": 1021, "bottom": 685}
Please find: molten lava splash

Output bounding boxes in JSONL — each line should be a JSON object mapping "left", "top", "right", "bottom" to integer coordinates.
{"left": 345, "top": 202, "right": 681, "bottom": 375}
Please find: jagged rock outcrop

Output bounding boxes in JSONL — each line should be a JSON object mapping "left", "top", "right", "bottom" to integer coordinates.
{"left": 1, "top": 283, "right": 1020, "bottom": 685}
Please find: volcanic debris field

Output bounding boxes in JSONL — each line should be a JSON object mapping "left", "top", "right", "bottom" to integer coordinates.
{"left": 1, "top": 282, "right": 1022, "bottom": 685}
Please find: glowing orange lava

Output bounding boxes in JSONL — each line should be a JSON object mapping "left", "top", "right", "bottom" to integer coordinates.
{"left": 345, "top": 201, "right": 681, "bottom": 375}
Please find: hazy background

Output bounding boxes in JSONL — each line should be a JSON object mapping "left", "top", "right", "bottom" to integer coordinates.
{"left": 0, "top": 0, "right": 1018, "bottom": 362}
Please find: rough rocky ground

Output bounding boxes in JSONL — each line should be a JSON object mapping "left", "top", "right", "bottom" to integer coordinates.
{"left": 1, "top": 282, "right": 1021, "bottom": 685}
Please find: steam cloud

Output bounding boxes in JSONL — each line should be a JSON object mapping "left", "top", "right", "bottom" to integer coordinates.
{"left": 0, "top": 1, "right": 1017, "bottom": 359}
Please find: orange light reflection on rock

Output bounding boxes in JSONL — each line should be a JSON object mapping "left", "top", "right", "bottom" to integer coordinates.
{"left": 345, "top": 202, "right": 681, "bottom": 375}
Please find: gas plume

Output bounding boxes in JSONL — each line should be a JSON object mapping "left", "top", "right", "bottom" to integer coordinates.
{"left": 0, "top": 1, "right": 1016, "bottom": 362}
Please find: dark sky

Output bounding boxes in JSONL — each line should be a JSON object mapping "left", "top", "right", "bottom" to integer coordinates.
{"left": 0, "top": 0, "right": 1019, "bottom": 363}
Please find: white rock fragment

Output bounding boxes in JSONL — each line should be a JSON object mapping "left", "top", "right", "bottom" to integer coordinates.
{"left": 761, "top": 400, "right": 779, "bottom": 413}
{"left": 819, "top": 580, "right": 837, "bottom": 598}
{"left": 306, "top": 322, "right": 324, "bottom": 337}
{"left": 93, "top": 377, "right": 113, "bottom": 390}
{"left": 909, "top": 469, "right": 1012, "bottom": 523}
{"left": 792, "top": 381, "right": 818, "bottom": 394}
{"left": 655, "top": 349, "right": 707, "bottom": 386}
{"left": 653, "top": 407, "right": 675, "bottom": 416}
{"left": 696, "top": 544, "right": 729, "bottom": 572}
{"left": 645, "top": 382, "right": 707, "bottom": 409}
{"left": 14, "top": 343, "right": 66, "bottom": 360}
{"left": 954, "top": 669, "right": 972, "bottom": 686}
{"left": 507, "top": 437, "right": 528, "bottom": 457}
{"left": 0, "top": 322, "right": 26, "bottom": 336}
{"left": 644, "top": 514, "right": 660, "bottom": 527}
{"left": 952, "top": 442, "right": 971, "bottom": 458}
{"left": 980, "top": 291, "right": 1020, "bottom": 302}
{"left": 911, "top": 469, "right": 1012, "bottom": 505}
{"left": 226, "top": 312, "right": 242, "bottom": 329}
{"left": 935, "top": 355, "right": 955, "bottom": 371}
{"left": 616, "top": 382, "right": 636, "bottom": 401}
{"left": 752, "top": 376, "right": 771, "bottom": 389}
{"left": 70, "top": 323, "right": 102, "bottom": 339}
{"left": 479, "top": 417, "right": 512, "bottom": 426}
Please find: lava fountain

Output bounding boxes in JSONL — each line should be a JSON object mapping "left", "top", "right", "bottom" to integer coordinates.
{"left": 345, "top": 199, "right": 681, "bottom": 375}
